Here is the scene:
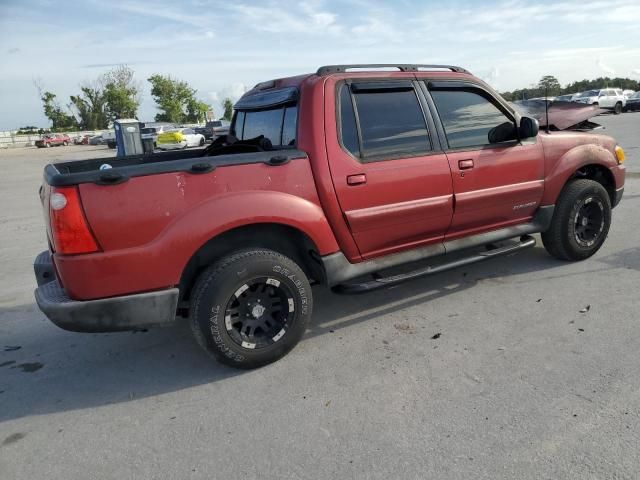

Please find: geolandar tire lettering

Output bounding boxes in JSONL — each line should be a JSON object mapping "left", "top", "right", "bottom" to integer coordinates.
{"left": 190, "top": 249, "right": 313, "bottom": 369}
{"left": 541, "top": 179, "right": 612, "bottom": 261}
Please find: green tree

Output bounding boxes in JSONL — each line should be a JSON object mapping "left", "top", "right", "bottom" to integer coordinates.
{"left": 537, "top": 75, "right": 561, "bottom": 96}
{"left": 222, "top": 97, "right": 234, "bottom": 121}
{"left": 185, "top": 98, "right": 210, "bottom": 123}
{"left": 147, "top": 74, "right": 211, "bottom": 123}
{"left": 103, "top": 65, "right": 140, "bottom": 121}
{"left": 70, "top": 82, "right": 108, "bottom": 130}
{"left": 34, "top": 80, "right": 78, "bottom": 131}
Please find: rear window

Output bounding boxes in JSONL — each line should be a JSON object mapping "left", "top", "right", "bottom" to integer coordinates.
{"left": 207, "top": 121, "right": 222, "bottom": 128}
{"left": 232, "top": 105, "right": 297, "bottom": 147}
{"left": 141, "top": 128, "right": 157, "bottom": 134}
{"left": 338, "top": 82, "right": 431, "bottom": 161}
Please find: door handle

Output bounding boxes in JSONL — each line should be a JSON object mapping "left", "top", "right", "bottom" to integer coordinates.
{"left": 458, "top": 159, "right": 474, "bottom": 170}
{"left": 347, "top": 174, "right": 367, "bottom": 185}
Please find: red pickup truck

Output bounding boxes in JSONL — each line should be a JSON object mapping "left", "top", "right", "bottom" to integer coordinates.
{"left": 34, "top": 64, "right": 626, "bottom": 369}
{"left": 35, "top": 133, "right": 70, "bottom": 148}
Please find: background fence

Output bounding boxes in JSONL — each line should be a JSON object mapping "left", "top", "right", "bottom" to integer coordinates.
{"left": 0, "top": 130, "right": 108, "bottom": 149}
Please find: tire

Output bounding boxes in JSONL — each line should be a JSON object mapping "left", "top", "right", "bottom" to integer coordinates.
{"left": 541, "top": 179, "right": 611, "bottom": 261}
{"left": 199, "top": 137, "right": 205, "bottom": 146}
{"left": 62, "top": 141, "right": 68, "bottom": 146}
{"left": 614, "top": 102, "right": 622, "bottom": 115}
{"left": 190, "top": 249, "right": 312, "bottom": 369}
{"left": 45, "top": 142, "right": 51, "bottom": 148}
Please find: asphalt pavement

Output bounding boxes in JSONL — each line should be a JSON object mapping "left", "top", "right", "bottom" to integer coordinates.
{"left": 0, "top": 115, "right": 639, "bottom": 479}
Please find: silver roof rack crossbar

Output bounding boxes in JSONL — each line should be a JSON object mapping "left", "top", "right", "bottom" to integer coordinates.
{"left": 316, "top": 64, "right": 470, "bottom": 76}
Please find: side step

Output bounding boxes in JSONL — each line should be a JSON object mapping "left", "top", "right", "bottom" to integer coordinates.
{"left": 333, "top": 235, "right": 536, "bottom": 294}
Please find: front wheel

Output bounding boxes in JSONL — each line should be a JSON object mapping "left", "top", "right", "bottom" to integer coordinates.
{"left": 190, "top": 249, "right": 312, "bottom": 369}
{"left": 541, "top": 179, "right": 611, "bottom": 261}
{"left": 614, "top": 102, "right": 622, "bottom": 115}
{"left": 199, "top": 137, "right": 205, "bottom": 146}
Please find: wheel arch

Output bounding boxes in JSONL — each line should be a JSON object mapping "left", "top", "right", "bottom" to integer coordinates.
{"left": 542, "top": 144, "right": 618, "bottom": 206}
{"left": 178, "top": 223, "right": 327, "bottom": 306}
{"left": 568, "top": 163, "right": 616, "bottom": 205}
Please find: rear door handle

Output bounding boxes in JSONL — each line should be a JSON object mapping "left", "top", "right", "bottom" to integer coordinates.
{"left": 458, "top": 159, "right": 474, "bottom": 170}
{"left": 347, "top": 174, "right": 367, "bottom": 185}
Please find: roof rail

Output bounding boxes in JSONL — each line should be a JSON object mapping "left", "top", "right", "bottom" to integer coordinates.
{"left": 316, "top": 64, "right": 470, "bottom": 76}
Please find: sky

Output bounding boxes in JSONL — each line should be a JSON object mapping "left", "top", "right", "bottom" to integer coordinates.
{"left": 0, "top": 0, "right": 639, "bottom": 130}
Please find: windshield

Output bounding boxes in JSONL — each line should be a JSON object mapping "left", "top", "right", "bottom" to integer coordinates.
{"left": 631, "top": 92, "right": 640, "bottom": 99}
{"left": 141, "top": 128, "right": 157, "bottom": 134}
{"left": 578, "top": 90, "right": 598, "bottom": 97}
{"left": 207, "top": 121, "right": 222, "bottom": 127}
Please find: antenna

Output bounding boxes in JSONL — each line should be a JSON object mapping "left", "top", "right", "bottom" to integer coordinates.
{"left": 544, "top": 84, "right": 550, "bottom": 134}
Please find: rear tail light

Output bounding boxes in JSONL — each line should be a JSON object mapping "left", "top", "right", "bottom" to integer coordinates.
{"left": 49, "top": 186, "right": 100, "bottom": 255}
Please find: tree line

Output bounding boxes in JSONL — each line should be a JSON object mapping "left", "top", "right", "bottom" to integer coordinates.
{"left": 34, "top": 65, "right": 234, "bottom": 132}
{"left": 501, "top": 75, "right": 640, "bottom": 101}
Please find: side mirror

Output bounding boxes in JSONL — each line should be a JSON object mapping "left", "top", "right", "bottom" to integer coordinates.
{"left": 488, "top": 121, "right": 517, "bottom": 144}
{"left": 519, "top": 116, "right": 539, "bottom": 139}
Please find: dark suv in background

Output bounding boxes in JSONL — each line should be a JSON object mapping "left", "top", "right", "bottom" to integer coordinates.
{"left": 195, "top": 120, "right": 230, "bottom": 141}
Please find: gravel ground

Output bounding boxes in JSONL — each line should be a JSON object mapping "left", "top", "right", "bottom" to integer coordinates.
{"left": 0, "top": 116, "right": 639, "bottom": 479}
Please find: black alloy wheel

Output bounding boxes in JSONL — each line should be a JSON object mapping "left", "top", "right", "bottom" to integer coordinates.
{"left": 223, "top": 277, "right": 296, "bottom": 350}
{"left": 573, "top": 197, "right": 605, "bottom": 248}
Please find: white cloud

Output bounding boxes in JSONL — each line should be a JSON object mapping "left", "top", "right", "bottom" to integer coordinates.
{"left": 207, "top": 83, "right": 248, "bottom": 118}
{"left": 1, "top": 0, "right": 639, "bottom": 129}
{"left": 596, "top": 58, "right": 616, "bottom": 76}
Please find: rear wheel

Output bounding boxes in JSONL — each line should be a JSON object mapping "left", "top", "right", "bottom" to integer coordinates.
{"left": 541, "top": 179, "right": 611, "bottom": 261}
{"left": 62, "top": 141, "right": 68, "bottom": 146}
{"left": 614, "top": 102, "right": 623, "bottom": 115}
{"left": 199, "top": 137, "right": 205, "bottom": 146}
{"left": 190, "top": 249, "right": 312, "bottom": 369}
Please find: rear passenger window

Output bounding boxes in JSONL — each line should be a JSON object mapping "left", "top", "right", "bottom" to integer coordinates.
{"left": 430, "top": 90, "right": 515, "bottom": 149}
{"left": 339, "top": 85, "right": 360, "bottom": 157}
{"left": 339, "top": 83, "right": 431, "bottom": 161}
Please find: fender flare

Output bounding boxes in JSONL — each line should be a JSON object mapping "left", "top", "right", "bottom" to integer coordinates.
{"left": 541, "top": 144, "right": 617, "bottom": 205}
{"left": 156, "top": 190, "right": 340, "bottom": 280}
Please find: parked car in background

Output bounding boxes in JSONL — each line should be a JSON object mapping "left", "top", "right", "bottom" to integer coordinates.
{"left": 624, "top": 91, "right": 640, "bottom": 111}
{"left": 554, "top": 93, "right": 577, "bottom": 102}
{"left": 623, "top": 89, "right": 635, "bottom": 99}
{"left": 574, "top": 88, "right": 626, "bottom": 114}
{"left": 101, "top": 130, "right": 116, "bottom": 149}
{"left": 141, "top": 124, "right": 174, "bottom": 148}
{"left": 194, "top": 120, "right": 230, "bottom": 141}
{"left": 35, "top": 133, "right": 70, "bottom": 148}
{"left": 156, "top": 128, "right": 205, "bottom": 150}
{"left": 88, "top": 135, "right": 103, "bottom": 145}
{"left": 73, "top": 135, "right": 90, "bottom": 145}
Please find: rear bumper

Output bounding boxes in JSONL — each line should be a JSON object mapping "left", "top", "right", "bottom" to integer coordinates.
{"left": 33, "top": 251, "right": 179, "bottom": 333}
{"left": 157, "top": 142, "right": 186, "bottom": 150}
